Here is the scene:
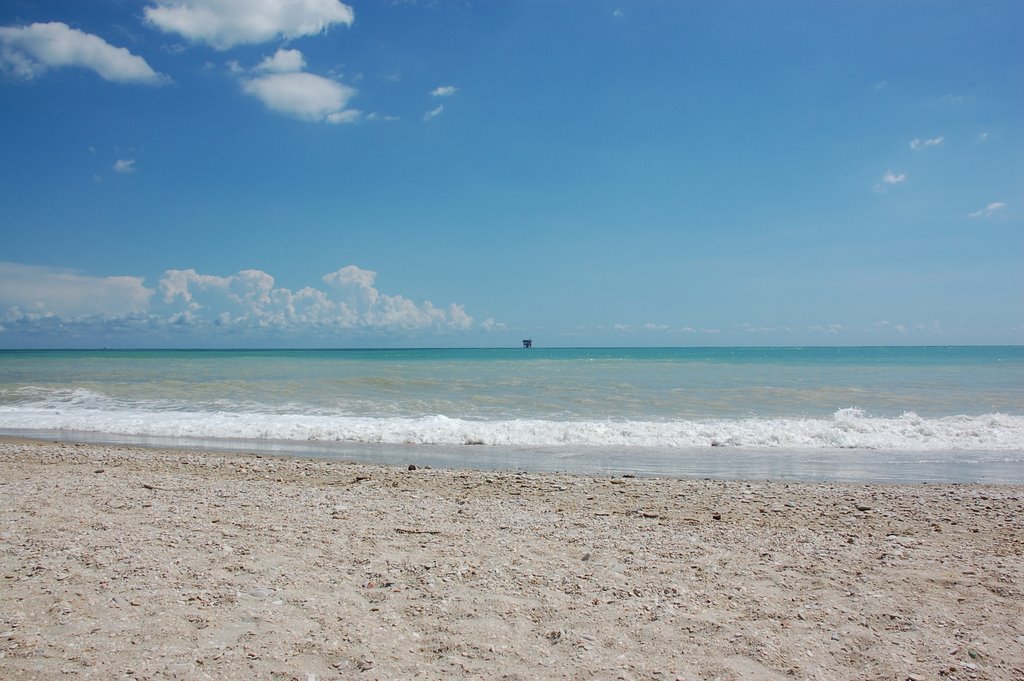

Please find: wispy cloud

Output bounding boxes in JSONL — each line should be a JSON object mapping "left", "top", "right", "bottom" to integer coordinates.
{"left": 0, "top": 22, "right": 165, "bottom": 84}
{"left": 808, "top": 323, "right": 843, "bottom": 335}
{"left": 424, "top": 104, "right": 444, "bottom": 121}
{"left": 968, "top": 201, "right": 1006, "bottom": 219}
{"left": 144, "top": 0, "right": 354, "bottom": 50}
{"left": 112, "top": 159, "right": 136, "bottom": 173}
{"left": 910, "top": 136, "right": 943, "bottom": 151}
{"left": 430, "top": 85, "right": 456, "bottom": 97}
{"left": 873, "top": 170, "right": 906, "bottom": 193}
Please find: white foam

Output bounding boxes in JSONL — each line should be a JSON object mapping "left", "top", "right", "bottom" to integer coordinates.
{"left": 1, "top": 389, "right": 1021, "bottom": 451}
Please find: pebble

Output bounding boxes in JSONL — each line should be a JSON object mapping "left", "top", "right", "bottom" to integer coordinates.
{"left": 855, "top": 504, "right": 872, "bottom": 511}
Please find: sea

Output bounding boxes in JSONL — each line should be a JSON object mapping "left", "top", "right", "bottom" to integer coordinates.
{"left": 1, "top": 346, "right": 1022, "bottom": 483}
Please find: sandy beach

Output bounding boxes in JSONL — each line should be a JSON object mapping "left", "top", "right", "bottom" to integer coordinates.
{"left": 1, "top": 440, "right": 1022, "bottom": 680}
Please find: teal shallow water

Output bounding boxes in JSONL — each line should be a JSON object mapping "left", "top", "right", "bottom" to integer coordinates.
{"left": 1, "top": 347, "right": 1023, "bottom": 481}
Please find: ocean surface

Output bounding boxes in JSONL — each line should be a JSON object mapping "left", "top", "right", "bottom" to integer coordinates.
{"left": 1, "top": 346, "right": 1022, "bottom": 482}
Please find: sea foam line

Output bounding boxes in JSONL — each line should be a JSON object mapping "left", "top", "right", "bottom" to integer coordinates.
{"left": 1, "top": 399, "right": 1022, "bottom": 451}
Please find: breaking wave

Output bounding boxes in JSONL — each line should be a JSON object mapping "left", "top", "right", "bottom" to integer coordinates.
{"left": 1, "top": 388, "right": 1021, "bottom": 451}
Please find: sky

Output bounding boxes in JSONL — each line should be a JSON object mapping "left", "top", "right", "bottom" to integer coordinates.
{"left": 0, "top": 0, "right": 1021, "bottom": 348}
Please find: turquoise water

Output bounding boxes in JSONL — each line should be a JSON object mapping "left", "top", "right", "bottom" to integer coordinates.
{"left": 1, "top": 346, "right": 1023, "bottom": 481}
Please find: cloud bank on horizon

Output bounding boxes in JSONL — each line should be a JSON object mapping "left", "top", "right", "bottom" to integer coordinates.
{"left": 0, "top": 262, "right": 479, "bottom": 345}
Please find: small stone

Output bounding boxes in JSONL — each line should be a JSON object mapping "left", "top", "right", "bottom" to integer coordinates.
{"left": 855, "top": 504, "right": 872, "bottom": 512}
{"left": 408, "top": 464, "right": 417, "bottom": 471}
{"left": 712, "top": 513, "right": 722, "bottom": 521}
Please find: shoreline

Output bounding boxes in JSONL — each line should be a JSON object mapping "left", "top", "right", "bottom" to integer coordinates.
{"left": 2, "top": 440, "right": 1023, "bottom": 679}
{"left": 4, "top": 432, "right": 1023, "bottom": 484}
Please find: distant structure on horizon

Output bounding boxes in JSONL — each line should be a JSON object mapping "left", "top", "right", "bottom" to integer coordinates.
{"left": 522, "top": 339, "right": 533, "bottom": 349}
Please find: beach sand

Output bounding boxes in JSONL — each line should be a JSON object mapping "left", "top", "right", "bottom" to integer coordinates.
{"left": 1, "top": 441, "right": 1022, "bottom": 680}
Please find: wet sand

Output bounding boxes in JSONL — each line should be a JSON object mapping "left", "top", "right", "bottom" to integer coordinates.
{"left": 1, "top": 440, "right": 1023, "bottom": 679}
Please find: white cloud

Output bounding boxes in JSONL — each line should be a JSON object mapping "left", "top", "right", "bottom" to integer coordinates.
{"left": 978, "top": 131, "right": 990, "bottom": 143}
{"left": 144, "top": 0, "right": 354, "bottom": 50}
{"left": 113, "top": 159, "right": 136, "bottom": 173}
{"left": 968, "top": 201, "right": 1006, "bottom": 219}
{"left": 809, "top": 323, "right": 843, "bottom": 335}
{"left": 431, "top": 85, "right": 456, "bottom": 97}
{"left": 243, "top": 67, "right": 357, "bottom": 123}
{"left": 642, "top": 322, "right": 670, "bottom": 331}
{"left": 256, "top": 48, "right": 305, "bottom": 73}
{"left": 0, "top": 22, "right": 164, "bottom": 84}
{"left": 159, "top": 265, "right": 475, "bottom": 332}
{"left": 424, "top": 104, "right": 444, "bottom": 121}
{"left": 910, "top": 136, "right": 943, "bottom": 151}
{"left": 1, "top": 262, "right": 481, "bottom": 340}
{"left": 240, "top": 48, "right": 358, "bottom": 123}
{"left": 0, "top": 262, "right": 153, "bottom": 319}
{"left": 873, "top": 170, "right": 906, "bottom": 193}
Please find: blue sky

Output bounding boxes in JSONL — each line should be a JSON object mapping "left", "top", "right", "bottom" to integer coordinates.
{"left": 1, "top": 0, "right": 1021, "bottom": 348}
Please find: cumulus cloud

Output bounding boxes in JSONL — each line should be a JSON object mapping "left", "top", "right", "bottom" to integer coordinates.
{"left": 256, "top": 47, "right": 305, "bottom": 73}
{"left": 144, "top": 0, "right": 354, "bottom": 50}
{"left": 910, "top": 136, "right": 943, "bottom": 151}
{"left": 1, "top": 262, "right": 479, "bottom": 341}
{"left": 113, "top": 159, "right": 136, "bottom": 173}
{"left": 968, "top": 201, "right": 1006, "bottom": 219}
{"left": 430, "top": 85, "right": 456, "bottom": 97}
{"left": 0, "top": 22, "right": 164, "bottom": 84}
{"left": 163, "top": 265, "right": 475, "bottom": 332}
{"left": 243, "top": 71, "right": 356, "bottom": 121}
{"left": 0, "top": 262, "right": 153, "bottom": 320}
{"left": 241, "top": 48, "right": 358, "bottom": 123}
